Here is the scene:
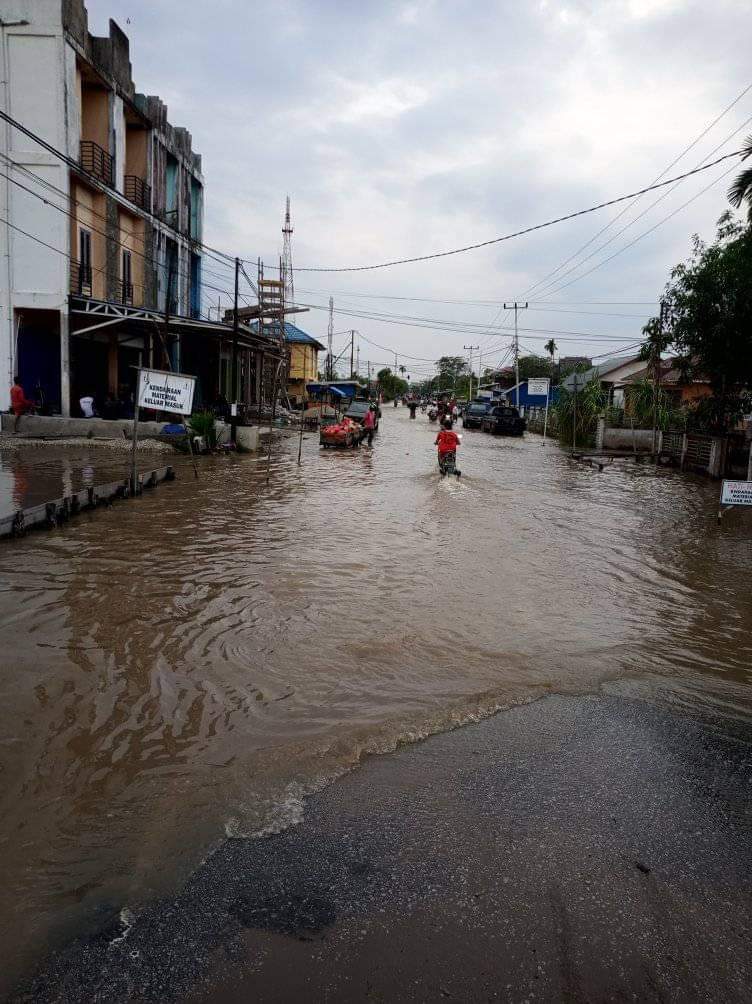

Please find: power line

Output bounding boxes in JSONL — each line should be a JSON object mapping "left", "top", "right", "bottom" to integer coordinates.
{"left": 280, "top": 150, "right": 741, "bottom": 272}
{"left": 532, "top": 115, "right": 752, "bottom": 300}
{"left": 0, "top": 106, "right": 244, "bottom": 267}
{"left": 538, "top": 159, "right": 741, "bottom": 297}
{"left": 523, "top": 83, "right": 752, "bottom": 299}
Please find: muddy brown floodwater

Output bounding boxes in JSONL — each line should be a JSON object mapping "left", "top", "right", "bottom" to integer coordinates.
{"left": 1, "top": 410, "right": 751, "bottom": 993}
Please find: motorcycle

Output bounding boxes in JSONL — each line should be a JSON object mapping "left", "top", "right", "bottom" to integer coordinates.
{"left": 438, "top": 451, "right": 461, "bottom": 478}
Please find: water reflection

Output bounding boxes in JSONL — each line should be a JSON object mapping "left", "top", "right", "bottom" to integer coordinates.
{"left": 0, "top": 414, "right": 751, "bottom": 990}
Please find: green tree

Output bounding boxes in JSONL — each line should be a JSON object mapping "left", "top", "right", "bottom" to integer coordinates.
{"left": 435, "top": 355, "right": 469, "bottom": 392}
{"left": 650, "top": 212, "right": 752, "bottom": 430}
{"left": 376, "top": 367, "right": 408, "bottom": 399}
{"left": 517, "top": 355, "right": 553, "bottom": 381}
{"left": 728, "top": 134, "right": 752, "bottom": 221}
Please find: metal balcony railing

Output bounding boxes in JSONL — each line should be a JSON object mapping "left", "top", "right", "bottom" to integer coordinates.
{"left": 121, "top": 281, "right": 134, "bottom": 305}
{"left": 124, "top": 175, "right": 151, "bottom": 211}
{"left": 80, "top": 140, "right": 114, "bottom": 187}
{"left": 70, "top": 260, "right": 93, "bottom": 296}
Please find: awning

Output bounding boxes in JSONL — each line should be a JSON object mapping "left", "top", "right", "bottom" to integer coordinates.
{"left": 68, "top": 295, "right": 282, "bottom": 354}
{"left": 306, "top": 383, "right": 347, "bottom": 398}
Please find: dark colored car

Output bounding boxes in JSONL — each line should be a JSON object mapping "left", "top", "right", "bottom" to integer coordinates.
{"left": 481, "top": 405, "right": 526, "bottom": 437}
{"left": 462, "top": 401, "right": 493, "bottom": 429}
{"left": 344, "top": 399, "right": 380, "bottom": 431}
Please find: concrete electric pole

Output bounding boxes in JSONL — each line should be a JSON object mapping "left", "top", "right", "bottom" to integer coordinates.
{"left": 464, "top": 344, "right": 480, "bottom": 400}
{"left": 504, "top": 302, "right": 528, "bottom": 408}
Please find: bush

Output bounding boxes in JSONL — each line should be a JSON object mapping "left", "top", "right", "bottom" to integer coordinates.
{"left": 187, "top": 410, "right": 218, "bottom": 450}
{"left": 553, "top": 377, "right": 606, "bottom": 448}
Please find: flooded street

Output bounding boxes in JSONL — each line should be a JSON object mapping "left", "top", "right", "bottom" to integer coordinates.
{"left": 1, "top": 410, "right": 751, "bottom": 992}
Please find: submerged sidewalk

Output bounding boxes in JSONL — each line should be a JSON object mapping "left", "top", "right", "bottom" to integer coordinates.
{"left": 13, "top": 693, "right": 752, "bottom": 1002}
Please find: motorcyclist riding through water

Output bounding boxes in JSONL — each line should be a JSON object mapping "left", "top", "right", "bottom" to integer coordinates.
{"left": 435, "top": 416, "right": 462, "bottom": 477}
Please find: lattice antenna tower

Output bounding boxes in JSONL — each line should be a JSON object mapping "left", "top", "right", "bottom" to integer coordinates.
{"left": 282, "top": 195, "right": 294, "bottom": 305}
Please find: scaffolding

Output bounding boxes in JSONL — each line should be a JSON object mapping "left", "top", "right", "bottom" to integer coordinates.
{"left": 257, "top": 257, "right": 287, "bottom": 406}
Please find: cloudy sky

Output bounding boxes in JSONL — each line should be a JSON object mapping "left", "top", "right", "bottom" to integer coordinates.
{"left": 89, "top": 0, "right": 750, "bottom": 378}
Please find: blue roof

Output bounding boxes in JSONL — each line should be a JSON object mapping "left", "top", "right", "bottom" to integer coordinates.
{"left": 250, "top": 320, "right": 325, "bottom": 352}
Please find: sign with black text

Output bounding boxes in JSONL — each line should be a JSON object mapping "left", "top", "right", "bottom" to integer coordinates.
{"left": 137, "top": 368, "right": 196, "bottom": 415}
{"left": 721, "top": 480, "right": 752, "bottom": 507}
{"left": 527, "top": 378, "right": 550, "bottom": 397}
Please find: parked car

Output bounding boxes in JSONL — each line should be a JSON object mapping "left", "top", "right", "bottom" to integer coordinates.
{"left": 481, "top": 404, "right": 526, "bottom": 437}
{"left": 344, "top": 399, "right": 380, "bottom": 430}
{"left": 462, "top": 401, "right": 493, "bottom": 429}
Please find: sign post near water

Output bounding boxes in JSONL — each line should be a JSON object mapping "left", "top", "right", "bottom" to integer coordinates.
{"left": 527, "top": 377, "right": 551, "bottom": 445}
{"left": 131, "top": 367, "right": 196, "bottom": 495}
{"left": 718, "top": 479, "right": 752, "bottom": 522}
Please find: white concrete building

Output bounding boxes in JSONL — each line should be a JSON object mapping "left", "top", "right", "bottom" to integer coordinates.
{"left": 0, "top": 0, "right": 217, "bottom": 417}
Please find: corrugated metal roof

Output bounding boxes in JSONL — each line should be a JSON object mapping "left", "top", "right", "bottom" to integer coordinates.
{"left": 248, "top": 320, "right": 326, "bottom": 351}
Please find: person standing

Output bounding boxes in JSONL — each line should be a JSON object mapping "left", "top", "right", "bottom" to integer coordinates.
{"left": 10, "top": 375, "right": 35, "bottom": 433}
{"left": 363, "top": 404, "right": 377, "bottom": 446}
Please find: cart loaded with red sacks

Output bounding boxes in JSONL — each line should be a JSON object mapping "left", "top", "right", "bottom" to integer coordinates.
{"left": 319, "top": 416, "right": 365, "bottom": 449}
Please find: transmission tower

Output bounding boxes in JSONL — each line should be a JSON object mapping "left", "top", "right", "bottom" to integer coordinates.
{"left": 282, "top": 195, "right": 294, "bottom": 305}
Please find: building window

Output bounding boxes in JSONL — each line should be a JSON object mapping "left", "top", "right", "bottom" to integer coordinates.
{"left": 78, "top": 228, "right": 92, "bottom": 295}
{"left": 121, "top": 249, "right": 133, "bottom": 305}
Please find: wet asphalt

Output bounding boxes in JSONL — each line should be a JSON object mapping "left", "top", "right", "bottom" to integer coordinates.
{"left": 11, "top": 692, "right": 752, "bottom": 1003}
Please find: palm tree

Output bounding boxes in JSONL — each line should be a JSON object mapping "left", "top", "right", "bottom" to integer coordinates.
{"left": 728, "top": 134, "right": 752, "bottom": 219}
{"left": 544, "top": 338, "right": 557, "bottom": 377}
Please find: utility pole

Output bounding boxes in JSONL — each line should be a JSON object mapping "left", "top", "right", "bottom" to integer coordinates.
{"left": 504, "top": 302, "right": 528, "bottom": 407}
{"left": 327, "top": 296, "right": 334, "bottom": 380}
{"left": 652, "top": 299, "right": 666, "bottom": 460}
{"left": 572, "top": 371, "right": 578, "bottom": 455}
{"left": 163, "top": 255, "right": 174, "bottom": 370}
{"left": 231, "top": 256, "right": 239, "bottom": 441}
{"left": 464, "top": 344, "right": 479, "bottom": 400}
{"left": 350, "top": 330, "right": 355, "bottom": 379}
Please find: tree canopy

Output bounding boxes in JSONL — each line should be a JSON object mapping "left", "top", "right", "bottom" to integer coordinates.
{"left": 376, "top": 367, "right": 409, "bottom": 399}
{"left": 647, "top": 212, "right": 752, "bottom": 428}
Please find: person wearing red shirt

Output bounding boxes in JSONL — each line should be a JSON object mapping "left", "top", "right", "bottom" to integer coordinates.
{"left": 434, "top": 417, "right": 461, "bottom": 476}
{"left": 10, "top": 375, "right": 35, "bottom": 433}
{"left": 363, "top": 404, "right": 377, "bottom": 446}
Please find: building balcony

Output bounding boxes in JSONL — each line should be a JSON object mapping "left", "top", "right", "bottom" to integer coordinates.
{"left": 124, "top": 175, "right": 151, "bottom": 211}
{"left": 121, "top": 282, "right": 134, "bottom": 306}
{"left": 80, "top": 140, "right": 115, "bottom": 187}
{"left": 70, "top": 260, "right": 93, "bottom": 296}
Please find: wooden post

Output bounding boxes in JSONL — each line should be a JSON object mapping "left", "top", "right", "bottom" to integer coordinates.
{"left": 266, "top": 358, "right": 283, "bottom": 484}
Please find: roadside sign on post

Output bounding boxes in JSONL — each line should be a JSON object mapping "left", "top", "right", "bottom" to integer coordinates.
{"left": 526, "top": 378, "right": 551, "bottom": 446}
{"left": 131, "top": 368, "right": 196, "bottom": 496}
{"left": 137, "top": 368, "right": 196, "bottom": 415}
{"left": 527, "top": 378, "right": 550, "bottom": 397}
{"left": 719, "top": 480, "right": 752, "bottom": 522}
{"left": 721, "top": 481, "right": 752, "bottom": 506}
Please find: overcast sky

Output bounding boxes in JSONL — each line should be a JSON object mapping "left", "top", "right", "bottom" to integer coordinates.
{"left": 89, "top": 0, "right": 750, "bottom": 377}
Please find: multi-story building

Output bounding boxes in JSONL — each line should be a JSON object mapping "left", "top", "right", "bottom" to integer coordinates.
{"left": 284, "top": 323, "right": 325, "bottom": 404}
{"left": 0, "top": 0, "right": 274, "bottom": 417}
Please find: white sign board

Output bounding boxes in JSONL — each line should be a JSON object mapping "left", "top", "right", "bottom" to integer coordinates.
{"left": 137, "top": 368, "right": 196, "bottom": 415}
{"left": 721, "top": 480, "right": 752, "bottom": 506}
{"left": 527, "top": 378, "right": 550, "bottom": 397}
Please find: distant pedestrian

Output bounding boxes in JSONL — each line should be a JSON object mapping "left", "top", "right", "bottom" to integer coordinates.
{"left": 408, "top": 400, "right": 417, "bottom": 419}
{"left": 363, "top": 404, "right": 377, "bottom": 446}
{"left": 10, "top": 375, "right": 35, "bottom": 433}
